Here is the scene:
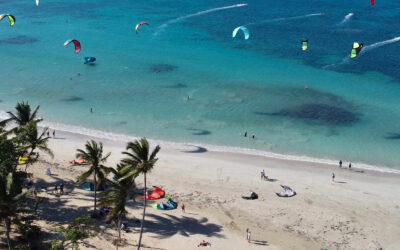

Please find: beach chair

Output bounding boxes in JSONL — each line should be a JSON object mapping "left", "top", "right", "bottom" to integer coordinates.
{"left": 46, "top": 168, "right": 52, "bottom": 176}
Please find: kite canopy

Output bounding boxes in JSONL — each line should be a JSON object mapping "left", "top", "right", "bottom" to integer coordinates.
{"left": 139, "top": 186, "right": 165, "bottom": 200}
{"left": 84, "top": 57, "right": 96, "bottom": 64}
{"left": 0, "top": 14, "right": 16, "bottom": 26}
{"left": 242, "top": 191, "right": 258, "bottom": 200}
{"left": 301, "top": 40, "right": 308, "bottom": 51}
{"left": 81, "top": 182, "right": 108, "bottom": 192}
{"left": 36, "top": 0, "right": 39, "bottom": 6}
{"left": 232, "top": 26, "right": 249, "bottom": 40}
{"left": 350, "top": 42, "right": 363, "bottom": 59}
{"left": 370, "top": 0, "right": 374, "bottom": 6}
{"left": 135, "top": 21, "right": 149, "bottom": 34}
{"left": 152, "top": 197, "right": 177, "bottom": 210}
{"left": 276, "top": 185, "right": 296, "bottom": 197}
{"left": 64, "top": 39, "right": 81, "bottom": 54}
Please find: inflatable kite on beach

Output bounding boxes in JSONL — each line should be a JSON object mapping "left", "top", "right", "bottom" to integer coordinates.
{"left": 350, "top": 42, "right": 363, "bottom": 59}
{"left": 139, "top": 186, "right": 165, "bottom": 200}
{"left": 301, "top": 40, "right": 308, "bottom": 51}
{"left": 276, "top": 185, "right": 296, "bottom": 197}
{"left": 84, "top": 57, "right": 96, "bottom": 64}
{"left": 64, "top": 39, "right": 81, "bottom": 54}
{"left": 135, "top": 21, "right": 149, "bottom": 34}
{"left": 232, "top": 26, "right": 249, "bottom": 40}
{"left": 0, "top": 14, "right": 16, "bottom": 26}
{"left": 152, "top": 197, "right": 177, "bottom": 210}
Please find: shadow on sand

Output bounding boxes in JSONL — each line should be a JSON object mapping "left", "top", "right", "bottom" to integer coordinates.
{"left": 182, "top": 145, "right": 208, "bottom": 154}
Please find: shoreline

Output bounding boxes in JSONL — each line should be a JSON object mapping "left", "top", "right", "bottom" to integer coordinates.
{"left": 4, "top": 110, "right": 394, "bottom": 175}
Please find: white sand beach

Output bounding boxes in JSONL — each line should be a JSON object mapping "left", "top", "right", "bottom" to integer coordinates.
{"left": 26, "top": 129, "right": 400, "bottom": 250}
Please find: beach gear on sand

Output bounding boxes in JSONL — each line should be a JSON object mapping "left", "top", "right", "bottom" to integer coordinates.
{"left": 139, "top": 186, "right": 165, "bottom": 200}
{"left": 276, "top": 185, "right": 296, "bottom": 197}
{"left": 69, "top": 158, "right": 85, "bottom": 165}
{"left": 18, "top": 156, "right": 28, "bottom": 165}
{"left": 152, "top": 196, "right": 178, "bottom": 210}
{"left": 242, "top": 191, "right": 258, "bottom": 200}
{"left": 46, "top": 168, "right": 52, "bottom": 175}
{"left": 81, "top": 182, "right": 108, "bottom": 191}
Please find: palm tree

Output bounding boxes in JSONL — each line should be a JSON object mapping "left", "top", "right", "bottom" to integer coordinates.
{"left": 0, "top": 101, "right": 42, "bottom": 128}
{"left": 76, "top": 140, "right": 111, "bottom": 216}
{"left": 99, "top": 164, "right": 137, "bottom": 249}
{"left": 121, "top": 138, "right": 160, "bottom": 250}
{"left": 16, "top": 121, "right": 53, "bottom": 172}
{"left": 0, "top": 172, "right": 31, "bottom": 250}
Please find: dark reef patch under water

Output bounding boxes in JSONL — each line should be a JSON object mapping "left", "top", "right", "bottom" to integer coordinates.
{"left": 162, "top": 83, "right": 187, "bottom": 89}
{"left": 0, "top": 36, "right": 38, "bottom": 45}
{"left": 149, "top": 64, "right": 178, "bottom": 74}
{"left": 256, "top": 103, "right": 359, "bottom": 126}
{"left": 61, "top": 96, "right": 84, "bottom": 102}
{"left": 187, "top": 128, "right": 211, "bottom": 136}
{"left": 383, "top": 133, "right": 400, "bottom": 140}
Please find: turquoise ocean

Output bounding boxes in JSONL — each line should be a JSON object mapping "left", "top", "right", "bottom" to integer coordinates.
{"left": 1, "top": 0, "right": 400, "bottom": 173}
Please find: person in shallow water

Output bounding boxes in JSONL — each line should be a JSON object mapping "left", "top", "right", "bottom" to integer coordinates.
{"left": 244, "top": 131, "right": 247, "bottom": 137}
{"left": 339, "top": 160, "right": 342, "bottom": 168}
{"left": 332, "top": 173, "right": 335, "bottom": 183}
{"left": 252, "top": 134, "right": 255, "bottom": 139}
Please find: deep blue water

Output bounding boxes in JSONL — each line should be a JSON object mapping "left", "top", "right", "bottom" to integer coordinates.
{"left": 1, "top": 0, "right": 400, "bottom": 171}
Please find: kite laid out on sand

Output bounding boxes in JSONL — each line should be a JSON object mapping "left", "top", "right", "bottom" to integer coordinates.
{"left": 0, "top": 14, "right": 16, "bottom": 26}
{"left": 301, "top": 40, "right": 308, "bottom": 51}
{"left": 350, "top": 42, "right": 363, "bottom": 59}
{"left": 232, "top": 26, "right": 249, "bottom": 40}
{"left": 135, "top": 21, "right": 149, "bottom": 34}
{"left": 152, "top": 196, "right": 177, "bottom": 210}
{"left": 139, "top": 186, "right": 165, "bottom": 200}
{"left": 64, "top": 39, "right": 81, "bottom": 54}
{"left": 276, "top": 185, "right": 296, "bottom": 197}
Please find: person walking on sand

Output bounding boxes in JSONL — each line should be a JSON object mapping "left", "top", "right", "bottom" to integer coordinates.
{"left": 47, "top": 131, "right": 50, "bottom": 137}
{"left": 181, "top": 203, "right": 185, "bottom": 213}
{"left": 348, "top": 163, "right": 352, "bottom": 170}
{"left": 60, "top": 183, "right": 64, "bottom": 194}
{"left": 53, "top": 130, "right": 55, "bottom": 138}
{"left": 332, "top": 173, "right": 335, "bottom": 183}
{"left": 339, "top": 160, "right": 342, "bottom": 168}
{"left": 246, "top": 228, "right": 251, "bottom": 243}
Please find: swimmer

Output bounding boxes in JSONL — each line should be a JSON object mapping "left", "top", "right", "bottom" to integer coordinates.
{"left": 186, "top": 96, "right": 190, "bottom": 101}
{"left": 304, "top": 85, "right": 309, "bottom": 89}
{"left": 90, "top": 107, "right": 93, "bottom": 113}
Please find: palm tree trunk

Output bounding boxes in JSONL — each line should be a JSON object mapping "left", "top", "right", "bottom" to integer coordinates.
{"left": 5, "top": 217, "right": 11, "bottom": 250}
{"left": 137, "top": 173, "right": 147, "bottom": 250}
{"left": 117, "top": 214, "right": 122, "bottom": 250}
{"left": 24, "top": 148, "right": 34, "bottom": 172}
{"left": 94, "top": 170, "right": 97, "bottom": 216}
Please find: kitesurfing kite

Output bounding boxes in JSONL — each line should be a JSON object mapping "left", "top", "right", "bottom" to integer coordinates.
{"left": 36, "top": 0, "right": 39, "bottom": 6}
{"left": 64, "top": 39, "right": 81, "bottom": 54}
{"left": 135, "top": 21, "right": 149, "bottom": 34}
{"left": 350, "top": 42, "right": 363, "bottom": 59}
{"left": 232, "top": 26, "right": 249, "bottom": 40}
{"left": 370, "top": 0, "right": 374, "bottom": 6}
{"left": 0, "top": 14, "right": 16, "bottom": 26}
{"left": 301, "top": 40, "right": 308, "bottom": 51}
{"left": 84, "top": 57, "right": 96, "bottom": 64}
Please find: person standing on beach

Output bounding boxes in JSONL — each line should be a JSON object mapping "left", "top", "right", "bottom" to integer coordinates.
{"left": 339, "top": 160, "right": 342, "bottom": 168}
{"left": 261, "top": 169, "right": 265, "bottom": 180}
{"left": 53, "top": 130, "right": 55, "bottom": 138}
{"left": 246, "top": 228, "right": 251, "bottom": 243}
{"left": 181, "top": 203, "right": 185, "bottom": 213}
{"left": 332, "top": 173, "right": 335, "bottom": 183}
{"left": 348, "top": 163, "right": 352, "bottom": 170}
{"left": 47, "top": 131, "right": 50, "bottom": 137}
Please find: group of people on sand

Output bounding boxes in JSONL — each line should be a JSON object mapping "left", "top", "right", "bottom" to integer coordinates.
{"left": 46, "top": 130, "right": 56, "bottom": 138}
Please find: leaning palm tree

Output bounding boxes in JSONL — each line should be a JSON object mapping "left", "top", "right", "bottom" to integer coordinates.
{"left": 0, "top": 101, "right": 42, "bottom": 128}
{"left": 16, "top": 121, "right": 53, "bottom": 172}
{"left": 121, "top": 138, "right": 160, "bottom": 250}
{"left": 76, "top": 140, "right": 111, "bottom": 216}
{"left": 0, "top": 172, "right": 31, "bottom": 250}
{"left": 99, "top": 163, "right": 137, "bottom": 249}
